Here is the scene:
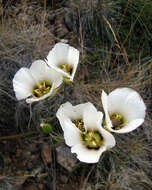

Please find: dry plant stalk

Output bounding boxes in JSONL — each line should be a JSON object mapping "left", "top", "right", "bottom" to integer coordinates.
{"left": 77, "top": 6, "right": 85, "bottom": 60}
{"left": 103, "top": 16, "right": 130, "bottom": 65}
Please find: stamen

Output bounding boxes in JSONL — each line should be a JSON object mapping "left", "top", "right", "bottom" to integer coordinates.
{"left": 58, "top": 63, "right": 73, "bottom": 75}
{"left": 72, "top": 119, "right": 104, "bottom": 149}
{"left": 110, "top": 113, "right": 125, "bottom": 130}
{"left": 33, "top": 81, "right": 52, "bottom": 97}
{"left": 81, "top": 130, "right": 104, "bottom": 150}
{"left": 72, "top": 118, "right": 85, "bottom": 132}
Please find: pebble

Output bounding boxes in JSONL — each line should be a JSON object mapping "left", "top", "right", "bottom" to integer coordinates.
{"left": 56, "top": 145, "right": 77, "bottom": 172}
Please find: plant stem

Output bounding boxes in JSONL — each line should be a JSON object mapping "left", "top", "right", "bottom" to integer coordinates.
{"left": 0, "top": 131, "right": 39, "bottom": 141}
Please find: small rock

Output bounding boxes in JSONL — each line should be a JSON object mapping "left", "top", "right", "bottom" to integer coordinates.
{"left": 56, "top": 145, "right": 77, "bottom": 172}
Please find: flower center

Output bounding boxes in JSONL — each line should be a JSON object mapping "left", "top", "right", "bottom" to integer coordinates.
{"left": 81, "top": 130, "right": 104, "bottom": 150}
{"left": 72, "top": 118, "right": 85, "bottom": 132}
{"left": 110, "top": 113, "right": 125, "bottom": 130}
{"left": 58, "top": 62, "right": 73, "bottom": 75}
{"left": 33, "top": 80, "right": 52, "bottom": 97}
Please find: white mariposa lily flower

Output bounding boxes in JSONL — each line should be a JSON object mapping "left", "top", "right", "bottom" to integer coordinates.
{"left": 46, "top": 42, "right": 79, "bottom": 82}
{"left": 101, "top": 88, "right": 146, "bottom": 133}
{"left": 13, "top": 60, "right": 63, "bottom": 103}
{"left": 56, "top": 102, "right": 116, "bottom": 163}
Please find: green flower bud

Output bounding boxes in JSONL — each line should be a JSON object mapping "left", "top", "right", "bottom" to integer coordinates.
{"left": 40, "top": 123, "right": 52, "bottom": 134}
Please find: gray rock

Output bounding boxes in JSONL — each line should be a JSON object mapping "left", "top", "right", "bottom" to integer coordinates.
{"left": 56, "top": 145, "right": 77, "bottom": 172}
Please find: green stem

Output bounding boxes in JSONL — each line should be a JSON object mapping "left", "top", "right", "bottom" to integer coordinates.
{"left": 24, "top": 172, "right": 48, "bottom": 178}
{"left": 0, "top": 130, "right": 39, "bottom": 141}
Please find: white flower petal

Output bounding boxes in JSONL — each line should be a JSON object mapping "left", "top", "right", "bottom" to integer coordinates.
{"left": 56, "top": 103, "right": 74, "bottom": 131}
{"left": 30, "top": 60, "right": 49, "bottom": 81}
{"left": 13, "top": 86, "right": 31, "bottom": 100}
{"left": 46, "top": 43, "right": 69, "bottom": 77}
{"left": 99, "top": 127, "right": 116, "bottom": 148}
{"left": 57, "top": 102, "right": 95, "bottom": 134}
{"left": 70, "top": 125, "right": 116, "bottom": 163}
{"left": 56, "top": 102, "right": 86, "bottom": 146}
{"left": 23, "top": 60, "right": 63, "bottom": 104}
{"left": 66, "top": 45, "right": 79, "bottom": 81}
{"left": 13, "top": 68, "right": 35, "bottom": 100}
{"left": 13, "top": 59, "right": 62, "bottom": 103}
{"left": 71, "top": 128, "right": 116, "bottom": 163}
{"left": 83, "top": 103, "right": 103, "bottom": 130}
{"left": 63, "top": 120, "right": 81, "bottom": 146}
{"left": 108, "top": 88, "right": 146, "bottom": 120}
{"left": 26, "top": 86, "right": 54, "bottom": 104}
{"left": 56, "top": 102, "right": 95, "bottom": 130}
{"left": 56, "top": 102, "right": 83, "bottom": 120}
{"left": 45, "top": 67, "right": 63, "bottom": 89}
{"left": 46, "top": 43, "right": 79, "bottom": 81}
{"left": 57, "top": 102, "right": 103, "bottom": 131}
{"left": 102, "top": 88, "right": 146, "bottom": 133}
{"left": 56, "top": 102, "right": 116, "bottom": 163}
{"left": 47, "top": 43, "right": 70, "bottom": 66}
{"left": 30, "top": 59, "right": 63, "bottom": 88}
{"left": 71, "top": 144, "right": 106, "bottom": 163}
{"left": 108, "top": 88, "right": 134, "bottom": 109}
{"left": 112, "top": 119, "right": 144, "bottom": 133}
{"left": 101, "top": 90, "right": 113, "bottom": 129}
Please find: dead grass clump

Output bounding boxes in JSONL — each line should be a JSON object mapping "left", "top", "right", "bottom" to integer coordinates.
{"left": 0, "top": 0, "right": 56, "bottom": 63}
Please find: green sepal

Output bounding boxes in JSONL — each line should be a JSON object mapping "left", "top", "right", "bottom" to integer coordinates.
{"left": 40, "top": 123, "right": 52, "bottom": 134}
{"left": 51, "top": 135, "right": 59, "bottom": 142}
